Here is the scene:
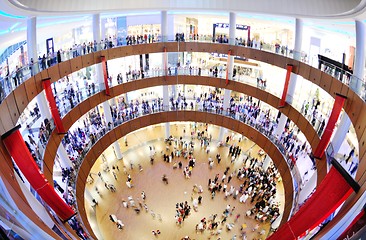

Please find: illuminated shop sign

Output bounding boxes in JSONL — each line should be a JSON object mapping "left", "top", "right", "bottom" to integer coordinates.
{"left": 214, "top": 23, "right": 249, "bottom": 30}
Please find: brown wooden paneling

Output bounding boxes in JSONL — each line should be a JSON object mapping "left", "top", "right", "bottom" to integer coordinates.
{"left": 40, "top": 67, "right": 49, "bottom": 80}
{"left": 344, "top": 91, "right": 357, "bottom": 123}
{"left": 81, "top": 53, "right": 96, "bottom": 68}
{"left": 5, "top": 93, "right": 20, "bottom": 125}
{"left": 91, "top": 142, "right": 104, "bottom": 159}
{"left": 353, "top": 104, "right": 366, "bottom": 141}
{"left": 99, "top": 50, "right": 109, "bottom": 61}
{"left": 305, "top": 122, "right": 317, "bottom": 147}
{"left": 319, "top": 72, "right": 332, "bottom": 93}
{"left": 42, "top": 149, "right": 53, "bottom": 184}
{"left": 100, "top": 133, "right": 110, "bottom": 151}
{"left": 107, "top": 47, "right": 122, "bottom": 59}
{"left": 58, "top": 61, "right": 72, "bottom": 78}
{"left": 340, "top": 82, "right": 350, "bottom": 97}
{"left": 88, "top": 92, "right": 102, "bottom": 110}
{"left": 33, "top": 72, "right": 43, "bottom": 92}
{"left": 62, "top": 114, "right": 73, "bottom": 130}
{"left": 13, "top": 84, "right": 29, "bottom": 115}
{"left": 70, "top": 105, "right": 82, "bottom": 123}
{"left": 329, "top": 78, "right": 343, "bottom": 98}
{"left": 298, "top": 62, "right": 311, "bottom": 80}
{"left": 24, "top": 76, "right": 38, "bottom": 102}
{"left": 47, "top": 65, "right": 61, "bottom": 82}
{"left": 70, "top": 56, "right": 83, "bottom": 73}
{"left": 309, "top": 66, "right": 322, "bottom": 86}
{"left": 287, "top": 107, "right": 300, "bottom": 126}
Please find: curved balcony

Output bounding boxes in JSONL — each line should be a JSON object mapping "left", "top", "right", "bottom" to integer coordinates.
{"left": 0, "top": 41, "right": 364, "bottom": 239}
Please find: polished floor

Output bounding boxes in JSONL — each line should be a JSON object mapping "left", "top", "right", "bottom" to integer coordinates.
{"left": 85, "top": 123, "right": 285, "bottom": 240}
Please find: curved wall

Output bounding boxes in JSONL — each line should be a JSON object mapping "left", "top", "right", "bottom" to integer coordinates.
{"left": 75, "top": 111, "right": 294, "bottom": 239}
{"left": 42, "top": 76, "right": 323, "bottom": 183}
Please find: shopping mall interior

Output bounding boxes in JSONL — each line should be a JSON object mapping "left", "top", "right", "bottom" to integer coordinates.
{"left": 0, "top": 1, "right": 365, "bottom": 240}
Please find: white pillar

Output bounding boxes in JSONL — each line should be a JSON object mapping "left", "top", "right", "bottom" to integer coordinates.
{"left": 262, "top": 155, "right": 271, "bottom": 171}
{"left": 286, "top": 19, "right": 303, "bottom": 105}
{"left": 161, "top": 11, "right": 168, "bottom": 42}
{"left": 102, "top": 18, "right": 107, "bottom": 40}
{"left": 36, "top": 91, "right": 52, "bottom": 119}
{"left": 331, "top": 21, "right": 364, "bottom": 155}
{"left": 163, "top": 85, "right": 169, "bottom": 111}
{"left": 84, "top": 188, "right": 94, "bottom": 206}
{"left": 228, "top": 12, "right": 236, "bottom": 80}
{"left": 293, "top": 18, "right": 303, "bottom": 61}
{"left": 350, "top": 20, "right": 365, "bottom": 95}
{"left": 93, "top": 14, "right": 101, "bottom": 45}
{"left": 112, "top": 142, "right": 123, "bottom": 160}
{"left": 275, "top": 113, "right": 287, "bottom": 137}
{"left": 218, "top": 127, "right": 226, "bottom": 142}
{"left": 102, "top": 101, "right": 113, "bottom": 124}
{"left": 102, "top": 101, "right": 123, "bottom": 159}
{"left": 93, "top": 14, "right": 104, "bottom": 90}
{"left": 125, "top": 93, "right": 129, "bottom": 105}
{"left": 223, "top": 89, "right": 231, "bottom": 114}
{"left": 27, "top": 17, "right": 37, "bottom": 63}
{"left": 57, "top": 145, "right": 73, "bottom": 168}
{"left": 165, "top": 123, "right": 170, "bottom": 139}
{"left": 229, "top": 12, "right": 236, "bottom": 45}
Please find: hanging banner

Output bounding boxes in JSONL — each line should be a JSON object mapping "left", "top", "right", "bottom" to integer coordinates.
{"left": 1, "top": 126, "right": 75, "bottom": 221}
{"left": 314, "top": 93, "right": 347, "bottom": 158}
{"left": 279, "top": 64, "right": 293, "bottom": 107}
{"left": 268, "top": 167, "right": 352, "bottom": 240}
{"left": 100, "top": 56, "right": 110, "bottom": 96}
{"left": 42, "top": 78, "right": 65, "bottom": 133}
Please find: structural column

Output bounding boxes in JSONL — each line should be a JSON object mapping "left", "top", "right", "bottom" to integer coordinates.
{"left": 313, "top": 94, "right": 347, "bottom": 159}
{"left": 42, "top": 78, "right": 65, "bottom": 133}
{"left": 102, "top": 101, "right": 123, "bottom": 160}
{"left": 1, "top": 126, "right": 75, "bottom": 221}
{"left": 262, "top": 155, "right": 271, "bottom": 171}
{"left": 218, "top": 89, "right": 232, "bottom": 141}
{"left": 27, "top": 17, "right": 39, "bottom": 73}
{"left": 36, "top": 92, "right": 52, "bottom": 119}
{"left": 350, "top": 20, "right": 365, "bottom": 95}
{"left": 287, "top": 19, "right": 303, "bottom": 104}
{"left": 57, "top": 145, "right": 73, "bottom": 168}
{"left": 161, "top": 11, "right": 168, "bottom": 42}
{"left": 227, "top": 12, "right": 236, "bottom": 83}
{"left": 93, "top": 14, "right": 105, "bottom": 91}
{"left": 331, "top": 21, "right": 364, "bottom": 157}
{"left": 163, "top": 85, "right": 170, "bottom": 138}
{"left": 275, "top": 113, "right": 288, "bottom": 138}
{"left": 330, "top": 113, "right": 351, "bottom": 156}
{"left": 229, "top": 12, "right": 236, "bottom": 45}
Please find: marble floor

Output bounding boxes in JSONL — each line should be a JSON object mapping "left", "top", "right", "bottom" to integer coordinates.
{"left": 85, "top": 123, "right": 285, "bottom": 240}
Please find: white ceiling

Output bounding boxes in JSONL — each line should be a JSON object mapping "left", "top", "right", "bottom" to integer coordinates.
{"left": 6, "top": 0, "right": 366, "bottom": 18}
{"left": 0, "top": 0, "right": 364, "bottom": 54}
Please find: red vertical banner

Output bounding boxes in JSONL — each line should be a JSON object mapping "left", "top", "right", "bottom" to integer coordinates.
{"left": 226, "top": 50, "right": 232, "bottom": 85}
{"left": 313, "top": 93, "right": 347, "bottom": 158}
{"left": 164, "top": 47, "right": 167, "bottom": 81}
{"left": 267, "top": 167, "right": 352, "bottom": 240}
{"left": 42, "top": 78, "right": 65, "bottom": 133}
{"left": 101, "top": 56, "right": 110, "bottom": 96}
{"left": 247, "top": 26, "right": 251, "bottom": 44}
{"left": 279, "top": 64, "right": 293, "bottom": 107}
{"left": 1, "top": 126, "right": 75, "bottom": 221}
